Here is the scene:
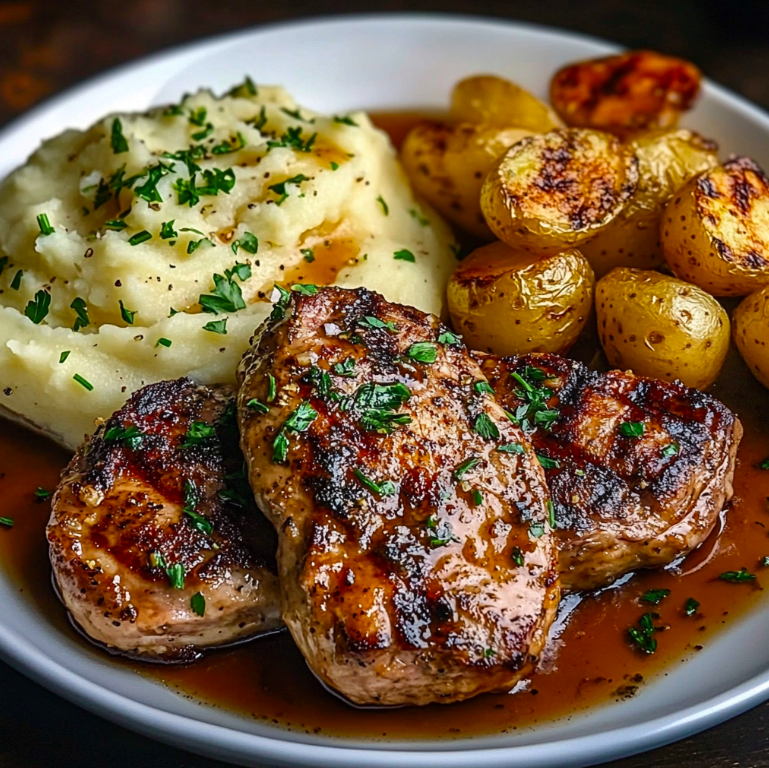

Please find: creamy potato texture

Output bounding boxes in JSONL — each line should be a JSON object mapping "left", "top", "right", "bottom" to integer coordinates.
{"left": 0, "top": 82, "right": 456, "bottom": 448}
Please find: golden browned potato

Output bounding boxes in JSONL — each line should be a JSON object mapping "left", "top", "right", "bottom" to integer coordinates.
{"left": 450, "top": 75, "right": 562, "bottom": 132}
{"left": 596, "top": 268, "right": 730, "bottom": 389}
{"left": 661, "top": 157, "right": 769, "bottom": 297}
{"left": 401, "top": 121, "right": 532, "bottom": 237}
{"left": 733, "top": 285, "right": 769, "bottom": 390}
{"left": 480, "top": 128, "right": 638, "bottom": 255}
{"left": 550, "top": 50, "right": 702, "bottom": 138}
{"left": 447, "top": 240, "right": 595, "bottom": 356}
{"left": 581, "top": 129, "right": 719, "bottom": 277}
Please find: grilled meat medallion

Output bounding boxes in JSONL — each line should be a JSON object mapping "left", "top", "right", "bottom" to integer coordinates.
{"left": 238, "top": 286, "right": 560, "bottom": 707}
{"left": 477, "top": 353, "right": 742, "bottom": 591}
{"left": 47, "top": 378, "right": 281, "bottom": 662}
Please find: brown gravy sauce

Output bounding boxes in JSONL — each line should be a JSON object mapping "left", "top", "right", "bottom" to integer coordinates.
{"left": 0, "top": 113, "right": 768, "bottom": 741}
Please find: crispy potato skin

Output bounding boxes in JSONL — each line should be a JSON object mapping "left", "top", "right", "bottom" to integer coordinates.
{"left": 581, "top": 129, "right": 719, "bottom": 277}
{"left": 661, "top": 157, "right": 769, "bottom": 297}
{"left": 550, "top": 50, "right": 701, "bottom": 138}
{"left": 733, "top": 286, "right": 769, "bottom": 390}
{"left": 480, "top": 129, "right": 638, "bottom": 255}
{"left": 401, "top": 120, "right": 532, "bottom": 238}
{"left": 450, "top": 75, "right": 562, "bottom": 132}
{"left": 596, "top": 268, "right": 730, "bottom": 390}
{"left": 448, "top": 241, "right": 595, "bottom": 355}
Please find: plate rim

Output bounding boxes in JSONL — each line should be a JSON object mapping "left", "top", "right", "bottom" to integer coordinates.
{"left": 2, "top": 12, "right": 769, "bottom": 768}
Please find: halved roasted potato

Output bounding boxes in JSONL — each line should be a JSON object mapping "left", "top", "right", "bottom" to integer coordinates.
{"left": 596, "top": 268, "right": 730, "bottom": 390}
{"left": 447, "top": 240, "right": 595, "bottom": 355}
{"left": 581, "top": 129, "right": 719, "bottom": 277}
{"left": 480, "top": 128, "right": 638, "bottom": 255}
{"left": 733, "top": 285, "right": 769, "bottom": 390}
{"left": 450, "top": 75, "right": 562, "bottom": 132}
{"left": 401, "top": 121, "right": 532, "bottom": 238}
{"left": 661, "top": 156, "right": 769, "bottom": 296}
{"left": 550, "top": 50, "right": 702, "bottom": 138}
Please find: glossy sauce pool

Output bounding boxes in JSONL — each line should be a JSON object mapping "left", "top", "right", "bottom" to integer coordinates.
{"left": 0, "top": 114, "right": 768, "bottom": 741}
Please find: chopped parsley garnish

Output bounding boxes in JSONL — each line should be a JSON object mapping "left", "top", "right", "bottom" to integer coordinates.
{"left": 268, "top": 174, "right": 309, "bottom": 205}
{"left": 407, "top": 342, "right": 438, "bottom": 364}
{"left": 162, "top": 146, "right": 205, "bottom": 175}
{"left": 110, "top": 118, "right": 129, "bottom": 154}
{"left": 247, "top": 398, "right": 269, "bottom": 414}
{"left": 192, "top": 123, "right": 214, "bottom": 142}
{"left": 719, "top": 568, "right": 756, "bottom": 583}
{"left": 333, "top": 115, "right": 358, "bottom": 126}
{"left": 511, "top": 546, "right": 524, "bottom": 567}
{"left": 508, "top": 367, "right": 558, "bottom": 433}
{"left": 73, "top": 374, "right": 93, "bottom": 391}
{"left": 238, "top": 232, "right": 258, "bottom": 255}
{"left": 330, "top": 161, "right": 339, "bottom": 171}
{"left": 301, "top": 366, "right": 333, "bottom": 398}
{"left": 640, "top": 588, "right": 670, "bottom": 606}
{"left": 128, "top": 230, "right": 152, "bottom": 246}
{"left": 354, "top": 382, "right": 412, "bottom": 434}
{"left": 353, "top": 468, "right": 397, "bottom": 497}
{"left": 249, "top": 105, "right": 268, "bottom": 131}
{"left": 270, "top": 284, "right": 292, "bottom": 321}
{"left": 301, "top": 248, "right": 315, "bottom": 262}
{"left": 202, "top": 319, "right": 227, "bottom": 334}
{"left": 163, "top": 104, "right": 184, "bottom": 117}
{"left": 156, "top": 337, "right": 172, "bottom": 348}
{"left": 182, "top": 479, "right": 213, "bottom": 535}
{"left": 619, "top": 421, "right": 645, "bottom": 438}
{"left": 661, "top": 442, "right": 680, "bottom": 458}
{"left": 10, "top": 269, "right": 22, "bottom": 290}
{"left": 0, "top": 256, "right": 7, "bottom": 276}
{"left": 762, "top": 557, "right": 769, "bottom": 567}
{"left": 376, "top": 195, "right": 389, "bottom": 215}
{"left": 684, "top": 598, "right": 700, "bottom": 616}
{"left": 188, "top": 107, "right": 207, "bottom": 127}
{"left": 165, "top": 562, "right": 185, "bottom": 590}
{"left": 199, "top": 265, "right": 251, "bottom": 314}
{"left": 358, "top": 315, "right": 397, "bottom": 332}
{"left": 453, "top": 456, "right": 481, "bottom": 481}
{"left": 134, "top": 162, "right": 173, "bottom": 203}
{"left": 474, "top": 381, "right": 494, "bottom": 395}
{"left": 228, "top": 76, "right": 258, "bottom": 98}
{"left": 498, "top": 442, "right": 524, "bottom": 454}
{"left": 266, "top": 125, "right": 316, "bottom": 153}
{"left": 104, "top": 424, "right": 143, "bottom": 450}
{"left": 474, "top": 413, "right": 500, "bottom": 440}
{"left": 272, "top": 401, "right": 318, "bottom": 464}
{"left": 70, "top": 297, "right": 90, "bottom": 331}
{"left": 409, "top": 208, "right": 429, "bottom": 226}
{"left": 291, "top": 283, "right": 318, "bottom": 296}
{"left": 36, "top": 212, "right": 55, "bottom": 236}
{"left": 472, "top": 489, "right": 483, "bottom": 505}
{"left": 34, "top": 486, "right": 52, "bottom": 500}
{"left": 759, "top": 457, "right": 769, "bottom": 470}
{"left": 529, "top": 521, "right": 545, "bottom": 539}
{"left": 24, "top": 289, "right": 51, "bottom": 324}
{"left": 0, "top": 517, "right": 13, "bottom": 528}
{"left": 394, "top": 249, "right": 416, "bottom": 263}
{"left": 149, "top": 550, "right": 166, "bottom": 569}
{"left": 59, "top": 350, "right": 70, "bottom": 364}
{"left": 267, "top": 373, "right": 277, "bottom": 402}
{"left": 182, "top": 420, "right": 216, "bottom": 448}
{"left": 174, "top": 168, "right": 236, "bottom": 207}
{"left": 438, "top": 330, "right": 462, "bottom": 346}
{"left": 160, "top": 220, "right": 178, "bottom": 239}
{"left": 627, "top": 612, "right": 660, "bottom": 654}
{"left": 546, "top": 499, "right": 556, "bottom": 528}
{"left": 426, "top": 515, "right": 458, "bottom": 548}
{"left": 333, "top": 357, "right": 356, "bottom": 377}
{"left": 187, "top": 237, "right": 212, "bottom": 254}
{"left": 190, "top": 592, "right": 206, "bottom": 617}
{"left": 104, "top": 219, "right": 127, "bottom": 231}
{"left": 537, "top": 454, "right": 560, "bottom": 470}
{"left": 119, "top": 300, "right": 136, "bottom": 325}
{"left": 281, "top": 106, "right": 313, "bottom": 123}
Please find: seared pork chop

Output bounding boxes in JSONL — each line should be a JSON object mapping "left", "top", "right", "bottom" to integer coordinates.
{"left": 238, "top": 286, "right": 560, "bottom": 707}
{"left": 48, "top": 378, "right": 281, "bottom": 662}
{"left": 477, "top": 353, "right": 742, "bottom": 591}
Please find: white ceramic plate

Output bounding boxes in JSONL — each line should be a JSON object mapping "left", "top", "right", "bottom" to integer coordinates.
{"left": 2, "top": 13, "right": 769, "bottom": 768}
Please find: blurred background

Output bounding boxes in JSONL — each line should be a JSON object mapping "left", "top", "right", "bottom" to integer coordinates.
{"left": 2, "top": 1, "right": 769, "bottom": 767}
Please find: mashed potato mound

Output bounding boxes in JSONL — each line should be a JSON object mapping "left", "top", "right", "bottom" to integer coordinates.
{"left": 0, "top": 81, "right": 457, "bottom": 448}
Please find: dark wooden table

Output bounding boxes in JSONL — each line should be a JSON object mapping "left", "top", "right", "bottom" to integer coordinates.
{"left": 2, "top": 1, "right": 769, "bottom": 766}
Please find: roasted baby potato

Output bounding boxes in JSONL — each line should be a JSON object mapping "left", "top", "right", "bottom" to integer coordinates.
{"left": 480, "top": 128, "right": 638, "bottom": 255}
{"left": 401, "top": 120, "right": 532, "bottom": 237}
{"left": 733, "top": 286, "right": 769, "bottom": 390}
{"left": 450, "top": 75, "right": 562, "bottom": 132}
{"left": 661, "top": 157, "right": 769, "bottom": 296}
{"left": 581, "top": 129, "right": 719, "bottom": 277}
{"left": 550, "top": 50, "right": 702, "bottom": 138}
{"left": 596, "top": 268, "right": 730, "bottom": 389}
{"left": 447, "top": 240, "right": 595, "bottom": 355}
